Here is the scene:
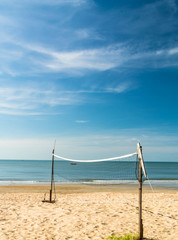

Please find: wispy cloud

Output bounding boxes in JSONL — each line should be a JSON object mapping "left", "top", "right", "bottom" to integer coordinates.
{"left": 0, "top": 110, "right": 53, "bottom": 116}
{"left": 20, "top": 43, "right": 124, "bottom": 72}
{"left": 75, "top": 28, "right": 104, "bottom": 41}
{"left": 0, "top": 87, "right": 81, "bottom": 115}
{"left": 0, "top": 81, "right": 134, "bottom": 116}
{"left": 6, "top": 40, "right": 177, "bottom": 77}
{"left": 168, "top": 47, "right": 178, "bottom": 55}
{"left": 0, "top": 87, "right": 76, "bottom": 107}
{"left": 105, "top": 82, "right": 133, "bottom": 93}
{"left": 75, "top": 120, "right": 89, "bottom": 123}
{"left": 0, "top": 0, "right": 178, "bottom": 78}
{"left": 38, "top": 0, "right": 88, "bottom": 6}
{"left": 0, "top": 0, "right": 89, "bottom": 6}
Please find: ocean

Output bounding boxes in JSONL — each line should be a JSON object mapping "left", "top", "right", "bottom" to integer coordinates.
{"left": 0, "top": 160, "right": 177, "bottom": 188}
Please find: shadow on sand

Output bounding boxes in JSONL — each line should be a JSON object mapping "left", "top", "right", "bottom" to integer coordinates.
{"left": 143, "top": 238, "right": 156, "bottom": 240}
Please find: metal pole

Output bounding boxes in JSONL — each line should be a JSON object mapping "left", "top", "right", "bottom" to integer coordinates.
{"left": 139, "top": 145, "right": 143, "bottom": 240}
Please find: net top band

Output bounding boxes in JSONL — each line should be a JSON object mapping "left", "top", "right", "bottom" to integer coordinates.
{"left": 53, "top": 152, "right": 138, "bottom": 163}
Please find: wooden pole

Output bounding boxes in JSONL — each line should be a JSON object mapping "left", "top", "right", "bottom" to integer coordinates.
{"left": 49, "top": 148, "right": 55, "bottom": 203}
{"left": 42, "top": 147, "right": 55, "bottom": 203}
{"left": 138, "top": 145, "right": 143, "bottom": 240}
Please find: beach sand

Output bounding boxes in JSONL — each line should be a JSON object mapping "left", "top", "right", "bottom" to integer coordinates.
{"left": 0, "top": 185, "right": 177, "bottom": 240}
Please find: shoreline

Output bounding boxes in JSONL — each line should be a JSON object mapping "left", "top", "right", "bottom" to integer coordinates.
{"left": 0, "top": 183, "right": 177, "bottom": 193}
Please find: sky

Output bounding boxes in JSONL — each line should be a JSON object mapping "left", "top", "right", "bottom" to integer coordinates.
{"left": 0, "top": 0, "right": 178, "bottom": 161}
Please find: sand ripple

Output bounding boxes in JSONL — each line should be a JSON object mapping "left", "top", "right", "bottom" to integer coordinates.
{"left": 0, "top": 191, "right": 177, "bottom": 239}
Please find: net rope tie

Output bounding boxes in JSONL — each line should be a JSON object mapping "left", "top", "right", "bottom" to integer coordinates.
{"left": 53, "top": 152, "right": 137, "bottom": 163}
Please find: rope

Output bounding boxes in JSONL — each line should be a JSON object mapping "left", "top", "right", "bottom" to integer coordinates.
{"left": 146, "top": 177, "right": 157, "bottom": 196}
{"left": 142, "top": 174, "right": 178, "bottom": 221}
{"left": 144, "top": 171, "right": 158, "bottom": 201}
{"left": 53, "top": 152, "right": 137, "bottom": 163}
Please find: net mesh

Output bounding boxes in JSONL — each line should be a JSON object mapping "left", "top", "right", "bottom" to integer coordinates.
{"left": 53, "top": 153, "right": 139, "bottom": 183}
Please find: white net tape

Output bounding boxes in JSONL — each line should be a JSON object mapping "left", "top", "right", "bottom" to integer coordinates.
{"left": 53, "top": 152, "right": 138, "bottom": 163}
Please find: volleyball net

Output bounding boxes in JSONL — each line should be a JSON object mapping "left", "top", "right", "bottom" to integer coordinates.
{"left": 52, "top": 143, "right": 147, "bottom": 183}
{"left": 46, "top": 142, "right": 148, "bottom": 239}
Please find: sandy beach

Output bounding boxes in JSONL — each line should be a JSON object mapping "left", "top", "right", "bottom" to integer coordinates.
{"left": 0, "top": 185, "right": 177, "bottom": 240}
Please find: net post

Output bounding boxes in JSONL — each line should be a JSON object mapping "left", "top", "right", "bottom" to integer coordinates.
{"left": 42, "top": 148, "right": 55, "bottom": 203}
{"left": 137, "top": 143, "right": 143, "bottom": 240}
{"left": 50, "top": 148, "right": 55, "bottom": 203}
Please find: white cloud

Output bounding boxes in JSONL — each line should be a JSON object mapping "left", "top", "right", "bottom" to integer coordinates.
{"left": 76, "top": 29, "right": 90, "bottom": 39}
{"left": 41, "top": 0, "right": 88, "bottom": 6}
{"left": 75, "top": 28, "right": 104, "bottom": 41}
{"left": 105, "top": 82, "right": 133, "bottom": 93}
{"left": 15, "top": 42, "right": 127, "bottom": 74}
{"left": 0, "top": 135, "right": 137, "bottom": 160}
{"left": 0, "top": 87, "right": 79, "bottom": 106}
{"left": 0, "top": 15, "right": 17, "bottom": 27}
{"left": 0, "top": 138, "right": 54, "bottom": 160}
{"left": 0, "top": 81, "right": 134, "bottom": 116}
{"left": 168, "top": 47, "right": 178, "bottom": 55}
{"left": 50, "top": 133, "right": 178, "bottom": 162}
{"left": 1, "top": 32, "right": 178, "bottom": 76}
{"left": 0, "top": 110, "right": 52, "bottom": 116}
{"left": 156, "top": 50, "right": 164, "bottom": 55}
{"left": 14, "top": 40, "right": 178, "bottom": 75}
{"left": 75, "top": 120, "right": 89, "bottom": 123}
{"left": 0, "top": 87, "right": 82, "bottom": 115}
{"left": 0, "top": 0, "right": 178, "bottom": 77}
{"left": 0, "top": 131, "right": 177, "bottom": 160}
{"left": 23, "top": 44, "right": 122, "bottom": 71}
{"left": 0, "top": 0, "right": 88, "bottom": 6}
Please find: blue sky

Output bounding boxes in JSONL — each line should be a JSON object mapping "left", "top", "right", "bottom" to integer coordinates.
{"left": 0, "top": 0, "right": 178, "bottom": 161}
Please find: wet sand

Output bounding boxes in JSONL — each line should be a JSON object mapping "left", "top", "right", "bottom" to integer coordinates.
{"left": 0, "top": 184, "right": 177, "bottom": 240}
{"left": 0, "top": 183, "right": 177, "bottom": 193}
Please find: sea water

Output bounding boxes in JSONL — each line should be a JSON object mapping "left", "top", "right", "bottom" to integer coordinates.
{"left": 0, "top": 160, "right": 177, "bottom": 188}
